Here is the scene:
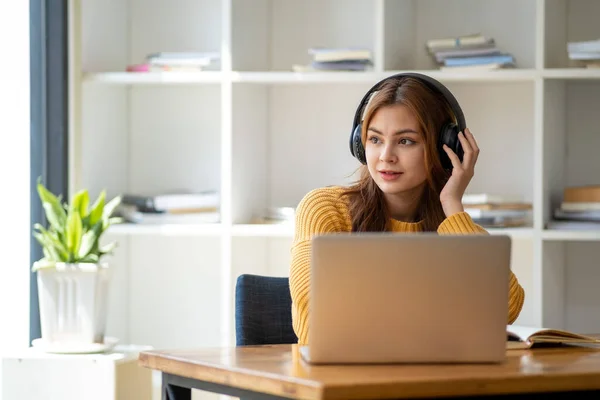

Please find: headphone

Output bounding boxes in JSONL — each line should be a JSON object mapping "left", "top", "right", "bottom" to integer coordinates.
{"left": 349, "top": 72, "right": 466, "bottom": 170}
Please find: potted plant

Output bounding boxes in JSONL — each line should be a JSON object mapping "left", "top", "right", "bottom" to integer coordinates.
{"left": 32, "top": 179, "right": 122, "bottom": 346}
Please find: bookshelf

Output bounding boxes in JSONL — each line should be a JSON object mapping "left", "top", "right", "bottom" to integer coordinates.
{"left": 70, "top": 0, "right": 600, "bottom": 365}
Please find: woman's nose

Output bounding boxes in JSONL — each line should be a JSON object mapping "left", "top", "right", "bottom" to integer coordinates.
{"left": 379, "top": 144, "right": 397, "bottom": 163}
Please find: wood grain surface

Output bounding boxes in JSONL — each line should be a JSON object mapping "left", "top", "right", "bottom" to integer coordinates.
{"left": 138, "top": 343, "right": 600, "bottom": 399}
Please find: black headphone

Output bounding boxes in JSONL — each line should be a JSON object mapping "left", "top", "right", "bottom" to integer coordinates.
{"left": 349, "top": 72, "right": 466, "bottom": 170}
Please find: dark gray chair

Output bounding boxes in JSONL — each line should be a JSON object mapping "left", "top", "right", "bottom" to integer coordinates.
{"left": 234, "top": 274, "right": 298, "bottom": 346}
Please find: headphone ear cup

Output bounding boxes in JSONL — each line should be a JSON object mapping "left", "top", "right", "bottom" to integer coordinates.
{"left": 352, "top": 123, "right": 367, "bottom": 164}
{"left": 439, "top": 122, "right": 463, "bottom": 170}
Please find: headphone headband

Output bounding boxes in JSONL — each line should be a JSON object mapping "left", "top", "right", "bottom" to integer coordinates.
{"left": 349, "top": 72, "right": 467, "bottom": 165}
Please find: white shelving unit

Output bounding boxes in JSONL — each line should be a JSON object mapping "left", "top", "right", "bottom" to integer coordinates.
{"left": 69, "top": 0, "right": 600, "bottom": 359}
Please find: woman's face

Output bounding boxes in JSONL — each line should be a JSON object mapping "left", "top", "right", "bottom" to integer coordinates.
{"left": 364, "top": 104, "right": 428, "bottom": 196}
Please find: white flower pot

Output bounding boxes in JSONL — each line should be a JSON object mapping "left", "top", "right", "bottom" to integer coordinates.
{"left": 35, "top": 262, "right": 111, "bottom": 344}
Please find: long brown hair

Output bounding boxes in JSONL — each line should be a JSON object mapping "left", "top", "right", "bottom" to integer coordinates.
{"left": 342, "top": 76, "right": 456, "bottom": 232}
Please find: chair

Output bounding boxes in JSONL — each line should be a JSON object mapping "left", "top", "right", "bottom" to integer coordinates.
{"left": 234, "top": 274, "right": 298, "bottom": 346}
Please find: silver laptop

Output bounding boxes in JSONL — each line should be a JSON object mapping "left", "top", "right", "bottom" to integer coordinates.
{"left": 300, "top": 233, "right": 511, "bottom": 364}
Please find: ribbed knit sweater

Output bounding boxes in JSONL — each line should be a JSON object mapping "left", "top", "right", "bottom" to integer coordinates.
{"left": 289, "top": 186, "right": 525, "bottom": 346}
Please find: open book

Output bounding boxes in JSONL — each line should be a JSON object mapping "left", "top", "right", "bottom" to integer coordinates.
{"left": 507, "top": 325, "right": 600, "bottom": 349}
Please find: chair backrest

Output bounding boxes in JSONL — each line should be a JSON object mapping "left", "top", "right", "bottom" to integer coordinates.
{"left": 234, "top": 274, "right": 298, "bottom": 346}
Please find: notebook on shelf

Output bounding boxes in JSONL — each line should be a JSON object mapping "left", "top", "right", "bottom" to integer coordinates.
{"left": 506, "top": 325, "right": 600, "bottom": 350}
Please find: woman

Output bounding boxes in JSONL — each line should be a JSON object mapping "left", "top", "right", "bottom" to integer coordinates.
{"left": 289, "top": 74, "right": 525, "bottom": 346}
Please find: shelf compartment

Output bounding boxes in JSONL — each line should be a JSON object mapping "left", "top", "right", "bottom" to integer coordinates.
{"left": 81, "top": 0, "right": 222, "bottom": 74}
{"left": 383, "top": 0, "right": 537, "bottom": 70}
{"left": 128, "top": 235, "right": 223, "bottom": 348}
{"left": 230, "top": 83, "right": 371, "bottom": 224}
{"left": 539, "top": 241, "right": 600, "bottom": 333}
{"left": 544, "top": 0, "right": 600, "bottom": 69}
{"left": 79, "top": 84, "right": 222, "bottom": 229}
{"left": 127, "top": 85, "right": 221, "bottom": 197}
{"left": 231, "top": 0, "right": 376, "bottom": 72}
{"left": 541, "top": 80, "right": 600, "bottom": 232}
{"left": 446, "top": 81, "right": 535, "bottom": 207}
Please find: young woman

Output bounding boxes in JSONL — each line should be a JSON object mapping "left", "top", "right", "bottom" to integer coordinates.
{"left": 289, "top": 74, "right": 525, "bottom": 346}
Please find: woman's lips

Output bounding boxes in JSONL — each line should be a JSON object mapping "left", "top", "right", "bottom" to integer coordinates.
{"left": 379, "top": 171, "right": 403, "bottom": 181}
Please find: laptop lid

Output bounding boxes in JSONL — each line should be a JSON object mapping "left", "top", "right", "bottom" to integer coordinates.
{"left": 305, "top": 233, "right": 511, "bottom": 364}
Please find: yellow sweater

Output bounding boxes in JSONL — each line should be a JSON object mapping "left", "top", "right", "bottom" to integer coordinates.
{"left": 289, "top": 186, "right": 526, "bottom": 345}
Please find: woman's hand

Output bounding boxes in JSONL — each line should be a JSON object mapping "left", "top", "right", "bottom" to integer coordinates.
{"left": 439, "top": 128, "right": 480, "bottom": 217}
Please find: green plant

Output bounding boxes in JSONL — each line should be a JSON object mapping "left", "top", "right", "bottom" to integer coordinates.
{"left": 32, "top": 179, "right": 123, "bottom": 270}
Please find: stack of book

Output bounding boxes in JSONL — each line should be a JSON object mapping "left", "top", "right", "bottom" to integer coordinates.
{"left": 567, "top": 39, "right": 600, "bottom": 68}
{"left": 249, "top": 207, "right": 295, "bottom": 225}
{"left": 126, "top": 51, "right": 221, "bottom": 72}
{"left": 462, "top": 193, "right": 532, "bottom": 228}
{"left": 117, "top": 190, "right": 220, "bottom": 224}
{"left": 549, "top": 185, "right": 600, "bottom": 230}
{"left": 292, "top": 47, "right": 372, "bottom": 72}
{"left": 426, "top": 33, "right": 515, "bottom": 71}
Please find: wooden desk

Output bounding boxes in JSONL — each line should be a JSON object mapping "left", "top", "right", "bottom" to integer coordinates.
{"left": 139, "top": 344, "right": 600, "bottom": 400}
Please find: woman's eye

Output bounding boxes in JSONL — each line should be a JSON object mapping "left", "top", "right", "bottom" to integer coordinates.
{"left": 368, "top": 136, "right": 380, "bottom": 144}
{"left": 400, "top": 138, "right": 414, "bottom": 145}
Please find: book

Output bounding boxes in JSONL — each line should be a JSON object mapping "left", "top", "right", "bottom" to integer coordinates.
{"left": 560, "top": 201, "right": 600, "bottom": 211}
{"left": 434, "top": 46, "right": 501, "bottom": 63}
{"left": 145, "top": 51, "right": 220, "bottom": 66}
{"left": 546, "top": 220, "right": 600, "bottom": 230}
{"left": 122, "top": 191, "right": 219, "bottom": 212}
{"left": 554, "top": 208, "right": 600, "bottom": 222}
{"left": 443, "top": 54, "right": 515, "bottom": 67}
{"left": 116, "top": 204, "right": 220, "bottom": 224}
{"left": 310, "top": 60, "right": 372, "bottom": 71}
{"left": 564, "top": 185, "right": 600, "bottom": 203}
{"left": 439, "top": 62, "right": 509, "bottom": 72}
{"left": 462, "top": 193, "right": 523, "bottom": 205}
{"left": 426, "top": 33, "right": 494, "bottom": 52}
{"left": 568, "top": 39, "right": 600, "bottom": 54}
{"left": 308, "top": 47, "right": 372, "bottom": 63}
{"left": 465, "top": 208, "right": 530, "bottom": 219}
{"left": 466, "top": 203, "right": 532, "bottom": 211}
{"left": 506, "top": 325, "right": 600, "bottom": 350}
{"left": 126, "top": 63, "right": 204, "bottom": 72}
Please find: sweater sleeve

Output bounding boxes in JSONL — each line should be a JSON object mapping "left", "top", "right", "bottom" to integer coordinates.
{"left": 437, "top": 211, "right": 525, "bottom": 325}
{"left": 289, "top": 188, "right": 347, "bottom": 345}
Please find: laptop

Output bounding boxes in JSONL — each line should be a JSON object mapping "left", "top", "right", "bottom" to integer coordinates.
{"left": 299, "top": 233, "right": 512, "bottom": 365}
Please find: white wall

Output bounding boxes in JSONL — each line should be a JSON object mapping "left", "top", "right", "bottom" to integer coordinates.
{"left": 0, "top": 0, "right": 32, "bottom": 398}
